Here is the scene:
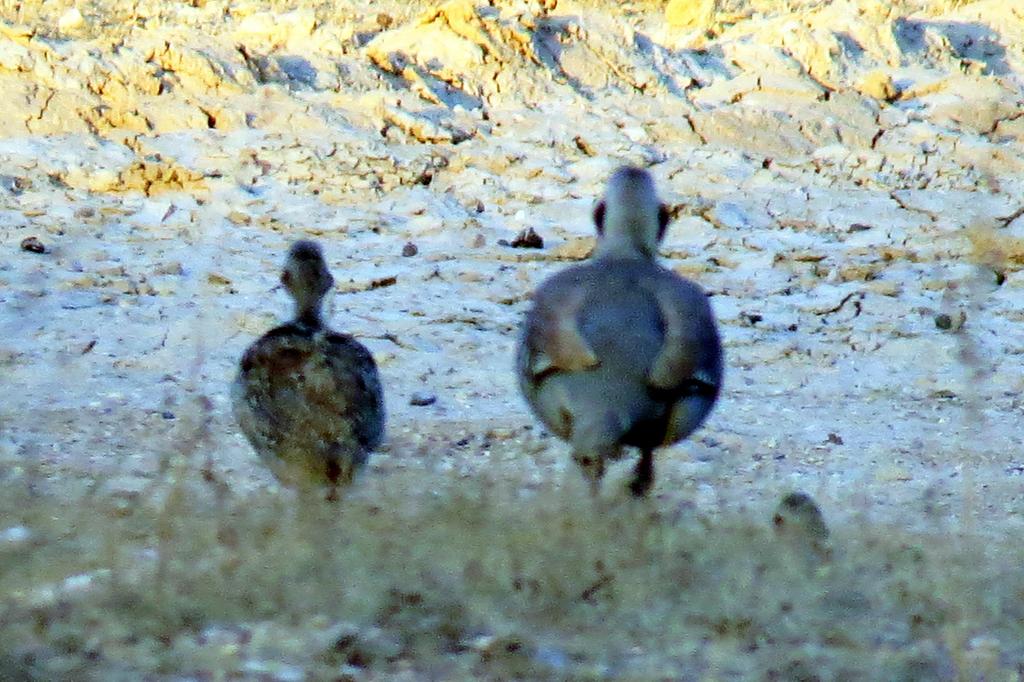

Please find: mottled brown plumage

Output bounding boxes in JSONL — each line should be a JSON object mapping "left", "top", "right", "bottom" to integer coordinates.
{"left": 517, "top": 166, "right": 723, "bottom": 496}
{"left": 773, "top": 492, "right": 832, "bottom": 564}
{"left": 232, "top": 241, "right": 384, "bottom": 496}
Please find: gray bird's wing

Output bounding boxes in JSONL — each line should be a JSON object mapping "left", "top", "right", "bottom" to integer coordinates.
{"left": 643, "top": 270, "right": 722, "bottom": 393}
{"left": 520, "top": 266, "right": 601, "bottom": 381}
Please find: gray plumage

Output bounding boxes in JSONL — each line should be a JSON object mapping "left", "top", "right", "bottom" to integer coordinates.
{"left": 516, "top": 166, "right": 723, "bottom": 496}
{"left": 232, "top": 240, "right": 384, "bottom": 496}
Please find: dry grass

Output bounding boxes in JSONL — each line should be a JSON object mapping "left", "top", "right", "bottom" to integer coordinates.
{"left": 2, "top": 451, "right": 1023, "bottom": 680}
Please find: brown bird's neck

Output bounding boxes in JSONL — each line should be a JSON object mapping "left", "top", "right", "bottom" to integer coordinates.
{"left": 293, "top": 300, "right": 324, "bottom": 329}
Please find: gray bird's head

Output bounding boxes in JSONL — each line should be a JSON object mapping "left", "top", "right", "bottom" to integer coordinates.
{"left": 592, "top": 166, "right": 670, "bottom": 260}
{"left": 281, "top": 240, "right": 334, "bottom": 322}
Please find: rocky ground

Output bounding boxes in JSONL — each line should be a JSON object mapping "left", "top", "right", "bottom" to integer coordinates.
{"left": 2, "top": 0, "right": 1024, "bottom": 678}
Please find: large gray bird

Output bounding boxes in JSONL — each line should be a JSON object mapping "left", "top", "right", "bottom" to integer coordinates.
{"left": 517, "top": 166, "right": 722, "bottom": 496}
{"left": 232, "top": 240, "right": 384, "bottom": 498}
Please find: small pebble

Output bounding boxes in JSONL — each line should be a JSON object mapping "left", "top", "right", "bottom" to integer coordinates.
{"left": 509, "top": 227, "right": 543, "bottom": 249}
{"left": 227, "top": 211, "right": 251, "bottom": 225}
{"left": 20, "top": 236, "right": 46, "bottom": 254}
{"left": 154, "top": 261, "right": 185, "bottom": 276}
{"left": 740, "top": 311, "right": 763, "bottom": 326}
{"left": 409, "top": 391, "right": 437, "bottom": 406}
{"left": 207, "top": 272, "right": 233, "bottom": 289}
{"left": 402, "top": 242, "right": 418, "bottom": 257}
{"left": 573, "top": 135, "right": 597, "bottom": 156}
{"left": 934, "top": 311, "right": 965, "bottom": 331}
{"left": 0, "top": 175, "right": 29, "bottom": 194}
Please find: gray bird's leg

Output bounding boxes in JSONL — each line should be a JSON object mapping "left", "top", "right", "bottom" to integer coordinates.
{"left": 570, "top": 410, "right": 624, "bottom": 496}
{"left": 572, "top": 450, "right": 607, "bottom": 496}
{"left": 628, "top": 449, "right": 655, "bottom": 497}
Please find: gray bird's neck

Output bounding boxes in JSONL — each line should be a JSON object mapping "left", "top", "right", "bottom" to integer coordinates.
{"left": 594, "top": 234, "right": 656, "bottom": 261}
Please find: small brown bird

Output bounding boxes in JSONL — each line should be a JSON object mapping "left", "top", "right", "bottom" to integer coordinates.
{"left": 232, "top": 240, "right": 385, "bottom": 497}
{"left": 517, "top": 166, "right": 723, "bottom": 496}
{"left": 773, "top": 491, "right": 832, "bottom": 564}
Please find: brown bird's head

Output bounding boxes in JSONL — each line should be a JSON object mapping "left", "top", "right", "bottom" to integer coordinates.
{"left": 281, "top": 240, "right": 334, "bottom": 323}
{"left": 592, "top": 166, "right": 670, "bottom": 260}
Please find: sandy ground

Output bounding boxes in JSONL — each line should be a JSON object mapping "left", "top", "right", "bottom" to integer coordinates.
{"left": 2, "top": 0, "right": 1024, "bottom": 677}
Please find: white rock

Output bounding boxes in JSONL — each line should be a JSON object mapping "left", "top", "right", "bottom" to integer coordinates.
{"left": 58, "top": 7, "right": 86, "bottom": 33}
{"left": 0, "top": 525, "right": 32, "bottom": 547}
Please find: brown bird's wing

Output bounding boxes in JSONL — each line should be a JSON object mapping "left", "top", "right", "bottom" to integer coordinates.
{"left": 235, "top": 326, "right": 311, "bottom": 435}
{"left": 322, "top": 332, "right": 385, "bottom": 452}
